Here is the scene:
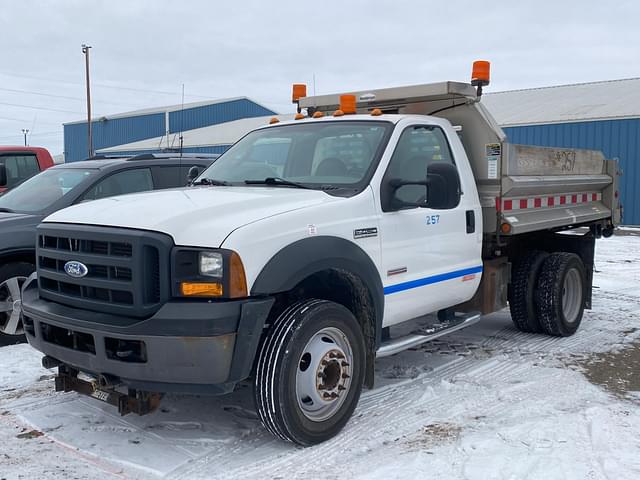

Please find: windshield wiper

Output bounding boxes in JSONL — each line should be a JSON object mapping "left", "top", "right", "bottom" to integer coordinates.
{"left": 191, "top": 178, "right": 231, "bottom": 186}
{"left": 244, "top": 177, "right": 313, "bottom": 190}
{"left": 0, "top": 207, "right": 14, "bottom": 213}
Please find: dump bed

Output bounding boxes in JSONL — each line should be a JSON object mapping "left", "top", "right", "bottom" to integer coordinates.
{"left": 300, "top": 82, "right": 621, "bottom": 234}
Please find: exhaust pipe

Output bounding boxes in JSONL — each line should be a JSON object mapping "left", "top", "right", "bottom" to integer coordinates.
{"left": 42, "top": 356, "right": 61, "bottom": 369}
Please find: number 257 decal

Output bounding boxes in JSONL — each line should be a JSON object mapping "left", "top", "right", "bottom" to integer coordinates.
{"left": 426, "top": 215, "right": 440, "bottom": 225}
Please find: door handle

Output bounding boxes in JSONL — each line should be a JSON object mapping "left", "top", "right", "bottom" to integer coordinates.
{"left": 466, "top": 210, "right": 475, "bottom": 233}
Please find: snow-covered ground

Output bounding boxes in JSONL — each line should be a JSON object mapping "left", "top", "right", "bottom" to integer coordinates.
{"left": 1, "top": 234, "right": 639, "bottom": 480}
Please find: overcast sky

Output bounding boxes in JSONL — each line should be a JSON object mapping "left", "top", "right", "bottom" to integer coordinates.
{"left": 1, "top": 0, "right": 638, "bottom": 155}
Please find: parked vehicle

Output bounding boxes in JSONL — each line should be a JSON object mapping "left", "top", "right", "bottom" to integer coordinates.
{"left": 0, "top": 153, "right": 217, "bottom": 339}
{"left": 22, "top": 63, "right": 620, "bottom": 445}
{"left": 0, "top": 146, "right": 56, "bottom": 193}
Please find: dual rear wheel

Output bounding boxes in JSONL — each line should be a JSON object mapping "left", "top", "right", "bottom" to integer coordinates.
{"left": 509, "top": 251, "right": 586, "bottom": 337}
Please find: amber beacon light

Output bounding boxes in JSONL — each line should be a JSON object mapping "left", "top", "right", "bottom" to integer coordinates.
{"left": 292, "top": 84, "right": 307, "bottom": 103}
{"left": 292, "top": 83, "right": 307, "bottom": 114}
{"left": 339, "top": 94, "right": 357, "bottom": 114}
{"left": 471, "top": 60, "right": 491, "bottom": 98}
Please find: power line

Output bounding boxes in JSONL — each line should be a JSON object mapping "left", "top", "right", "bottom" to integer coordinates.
{"left": 0, "top": 131, "right": 61, "bottom": 141}
{"left": 0, "top": 115, "right": 61, "bottom": 125}
{"left": 0, "top": 86, "right": 135, "bottom": 108}
{"left": 0, "top": 70, "right": 216, "bottom": 100}
{"left": 0, "top": 101, "right": 82, "bottom": 114}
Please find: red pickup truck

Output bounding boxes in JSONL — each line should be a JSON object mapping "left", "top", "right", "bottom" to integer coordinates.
{"left": 0, "top": 147, "right": 56, "bottom": 193}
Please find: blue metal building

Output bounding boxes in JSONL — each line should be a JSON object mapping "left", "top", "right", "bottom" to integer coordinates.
{"left": 484, "top": 78, "right": 640, "bottom": 225}
{"left": 63, "top": 97, "right": 276, "bottom": 163}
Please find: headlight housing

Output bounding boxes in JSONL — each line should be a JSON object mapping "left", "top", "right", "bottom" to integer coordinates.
{"left": 172, "top": 248, "right": 247, "bottom": 298}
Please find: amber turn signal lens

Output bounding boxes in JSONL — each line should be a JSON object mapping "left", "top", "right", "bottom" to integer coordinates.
{"left": 180, "top": 282, "right": 223, "bottom": 297}
{"left": 339, "top": 94, "right": 357, "bottom": 114}
{"left": 294, "top": 113, "right": 306, "bottom": 120}
{"left": 292, "top": 84, "right": 307, "bottom": 102}
{"left": 370, "top": 108, "right": 382, "bottom": 116}
{"left": 312, "top": 111, "right": 324, "bottom": 118}
{"left": 471, "top": 60, "right": 491, "bottom": 86}
{"left": 229, "top": 251, "right": 248, "bottom": 298}
{"left": 333, "top": 109, "right": 345, "bottom": 117}
{"left": 269, "top": 117, "right": 280, "bottom": 124}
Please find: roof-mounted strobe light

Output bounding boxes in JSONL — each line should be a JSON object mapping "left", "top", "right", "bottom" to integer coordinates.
{"left": 339, "top": 94, "right": 357, "bottom": 114}
{"left": 471, "top": 60, "right": 490, "bottom": 98}
{"left": 292, "top": 84, "right": 307, "bottom": 113}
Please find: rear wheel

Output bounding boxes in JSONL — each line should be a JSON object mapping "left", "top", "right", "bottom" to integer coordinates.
{"left": 0, "top": 262, "right": 34, "bottom": 340}
{"left": 508, "top": 251, "right": 548, "bottom": 333}
{"left": 254, "top": 299, "right": 365, "bottom": 445}
{"left": 535, "top": 253, "right": 586, "bottom": 337}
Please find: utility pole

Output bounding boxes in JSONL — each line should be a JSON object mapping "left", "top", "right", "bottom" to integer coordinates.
{"left": 21, "top": 129, "right": 29, "bottom": 146}
{"left": 81, "top": 44, "right": 93, "bottom": 158}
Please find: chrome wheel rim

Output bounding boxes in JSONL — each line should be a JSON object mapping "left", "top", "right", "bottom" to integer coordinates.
{"left": 0, "top": 276, "right": 27, "bottom": 336}
{"left": 295, "top": 326, "right": 353, "bottom": 422}
{"left": 562, "top": 268, "right": 583, "bottom": 323}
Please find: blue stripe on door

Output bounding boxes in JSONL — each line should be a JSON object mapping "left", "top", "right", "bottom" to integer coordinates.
{"left": 383, "top": 265, "right": 483, "bottom": 295}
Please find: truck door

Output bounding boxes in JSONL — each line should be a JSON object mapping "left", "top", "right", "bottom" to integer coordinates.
{"left": 378, "top": 123, "right": 482, "bottom": 326}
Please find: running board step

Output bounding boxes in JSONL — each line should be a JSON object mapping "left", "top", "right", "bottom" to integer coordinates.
{"left": 376, "top": 312, "right": 481, "bottom": 358}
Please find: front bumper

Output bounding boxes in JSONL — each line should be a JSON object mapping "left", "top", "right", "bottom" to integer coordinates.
{"left": 21, "top": 275, "right": 274, "bottom": 395}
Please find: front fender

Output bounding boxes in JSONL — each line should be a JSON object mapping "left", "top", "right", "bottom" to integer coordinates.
{"left": 251, "top": 236, "right": 384, "bottom": 345}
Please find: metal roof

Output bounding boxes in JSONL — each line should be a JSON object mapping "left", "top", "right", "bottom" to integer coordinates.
{"left": 97, "top": 114, "right": 294, "bottom": 153}
{"left": 482, "top": 78, "right": 640, "bottom": 127}
{"left": 64, "top": 96, "right": 274, "bottom": 125}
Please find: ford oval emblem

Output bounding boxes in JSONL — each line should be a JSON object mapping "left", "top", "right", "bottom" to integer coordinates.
{"left": 64, "top": 261, "right": 88, "bottom": 278}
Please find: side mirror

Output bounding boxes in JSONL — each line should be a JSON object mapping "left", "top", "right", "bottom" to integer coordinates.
{"left": 0, "top": 164, "right": 6, "bottom": 187}
{"left": 425, "top": 162, "right": 461, "bottom": 209}
{"left": 383, "top": 162, "right": 461, "bottom": 211}
{"left": 186, "top": 166, "right": 200, "bottom": 185}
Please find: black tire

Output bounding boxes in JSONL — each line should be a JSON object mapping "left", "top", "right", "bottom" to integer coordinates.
{"left": 535, "top": 253, "right": 586, "bottom": 337}
{"left": 0, "top": 262, "right": 34, "bottom": 341}
{"left": 508, "top": 250, "right": 549, "bottom": 333}
{"left": 254, "top": 299, "right": 366, "bottom": 446}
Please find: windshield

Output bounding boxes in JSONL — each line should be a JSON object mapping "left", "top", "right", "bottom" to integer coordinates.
{"left": 0, "top": 167, "right": 96, "bottom": 214}
{"left": 196, "top": 120, "right": 393, "bottom": 192}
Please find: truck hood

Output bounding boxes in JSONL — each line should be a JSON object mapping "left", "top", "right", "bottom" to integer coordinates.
{"left": 43, "top": 187, "right": 338, "bottom": 247}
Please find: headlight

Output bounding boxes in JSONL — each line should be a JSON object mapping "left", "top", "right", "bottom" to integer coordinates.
{"left": 172, "top": 248, "right": 247, "bottom": 298}
{"left": 199, "top": 252, "right": 223, "bottom": 277}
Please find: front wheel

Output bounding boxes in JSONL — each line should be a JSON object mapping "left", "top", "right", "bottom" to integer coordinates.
{"left": 254, "top": 299, "right": 365, "bottom": 446}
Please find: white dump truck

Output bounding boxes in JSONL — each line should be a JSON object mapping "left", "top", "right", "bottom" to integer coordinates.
{"left": 22, "top": 62, "right": 621, "bottom": 445}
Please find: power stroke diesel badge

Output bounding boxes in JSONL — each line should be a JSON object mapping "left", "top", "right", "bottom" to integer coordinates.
{"left": 64, "top": 260, "right": 88, "bottom": 278}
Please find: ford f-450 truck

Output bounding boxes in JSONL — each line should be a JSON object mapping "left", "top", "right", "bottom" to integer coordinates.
{"left": 22, "top": 62, "right": 621, "bottom": 445}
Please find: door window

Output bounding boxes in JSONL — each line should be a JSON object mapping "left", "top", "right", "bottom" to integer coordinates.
{"left": 0, "top": 154, "right": 41, "bottom": 188}
{"left": 82, "top": 168, "right": 154, "bottom": 201}
{"left": 383, "top": 126, "right": 456, "bottom": 205}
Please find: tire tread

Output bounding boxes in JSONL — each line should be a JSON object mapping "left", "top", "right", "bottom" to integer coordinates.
{"left": 508, "top": 250, "right": 548, "bottom": 333}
